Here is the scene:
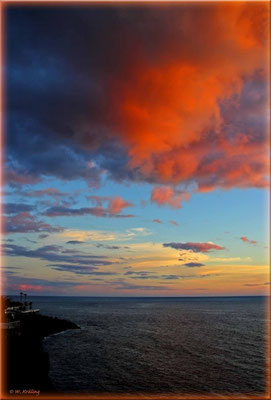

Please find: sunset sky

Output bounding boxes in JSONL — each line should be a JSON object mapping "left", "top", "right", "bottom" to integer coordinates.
{"left": 2, "top": 2, "right": 270, "bottom": 296}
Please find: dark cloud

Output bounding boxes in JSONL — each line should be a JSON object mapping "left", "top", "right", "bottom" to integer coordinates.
{"left": 61, "top": 249, "right": 81, "bottom": 254}
{"left": 243, "top": 283, "right": 266, "bottom": 287}
{"left": 4, "top": 6, "right": 123, "bottom": 187}
{"left": 162, "top": 275, "right": 182, "bottom": 280}
{"left": 96, "top": 243, "right": 121, "bottom": 250}
{"left": 182, "top": 262, "right": 205, "bottom": 267}
{"left": 9, "top": 188, "right": 78, "bottom": 208}
{"left": 43, "top": 205, "right": 134, "bottom": 218}
{"left": 124, "top": 270, "right": 147, "bottom": 276}
{"left": 4, "top": 202, "right": 35, "bottom": 214}
{"left": 0, "top": 265, "right": 22, "bottom": 275}
{"left": 4, "top": 243, "right": 112, "bottom": 267}
{"left": 66, "top": 240, "right": 85, "bottom": 245}
{"left": 22, "top": 238, "right": 37, "bottom": 244}
{"left": 124, "top": 271, "right": 162, "bottom": 280}
{"left": 5, "top": 106, "right": 103, "bottom": 187}
{"left": 124, "top": 270, "right": 209, "bottom": 280}
{"left": 129, "top": 275, "right": 159, "bottom": 280}
{"left": 132, "top": 274, "right": 184, "bottom": 280}
{"left": 163, "top": 242, "right": 225, "bottom": 253}
{"left": 39, "top": 234, "right": 49, "bottom": 239}
{"left": 48, "top": 264, "right": 116, "bottom": 276}
{"left": 4, "top": 212, "right": 64, "bottom": 234}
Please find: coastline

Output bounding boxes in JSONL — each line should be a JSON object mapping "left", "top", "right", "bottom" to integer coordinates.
{"left": 4, "top": 312, "right": 80, "bottom": 395}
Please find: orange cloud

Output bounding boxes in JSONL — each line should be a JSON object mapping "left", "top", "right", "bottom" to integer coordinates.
{"left": 108, "top": 196, "right": 133, "bottom": 215}
{"left": 104, "top": 2, "right": 269, "bottom": 191}
{"left": 240, "top": 236, "right": 257, "bottom": 245}
{"left": 151, "top": 186, "right": 190, "bottom": 209}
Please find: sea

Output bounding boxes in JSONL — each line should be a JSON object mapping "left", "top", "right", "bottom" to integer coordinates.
{"left": 10, "top": 296, "right": 268, "bottom": 395}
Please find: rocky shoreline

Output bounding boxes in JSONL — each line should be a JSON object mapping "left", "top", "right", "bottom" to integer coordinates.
{"left": 4, "top": 312, "right": 80, "bottom": 395}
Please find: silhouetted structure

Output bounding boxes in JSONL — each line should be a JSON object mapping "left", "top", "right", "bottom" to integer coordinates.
{"left": 1, "top": 295, "right": 80, "bottom": 395}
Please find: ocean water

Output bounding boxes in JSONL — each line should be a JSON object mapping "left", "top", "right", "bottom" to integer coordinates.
{"left": 14, "top": 296, "right": 268, "bottom": 395}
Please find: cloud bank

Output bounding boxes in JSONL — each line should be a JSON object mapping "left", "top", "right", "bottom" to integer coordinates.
{"left": 5, "top": 3, "right": 269, "bottom": 193}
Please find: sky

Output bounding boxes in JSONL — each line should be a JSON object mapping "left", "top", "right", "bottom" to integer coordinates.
{"left": 2, "top": 2, "right": 270, "bottom": 297}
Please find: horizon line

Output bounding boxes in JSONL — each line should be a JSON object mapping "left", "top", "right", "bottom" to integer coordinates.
{"left": 4, "top": 294, "right": 269, "bottom": 298}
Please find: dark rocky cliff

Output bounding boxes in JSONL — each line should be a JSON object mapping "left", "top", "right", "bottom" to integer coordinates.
{"left": 3, "top": 312, "right": 80, "bottom": 396}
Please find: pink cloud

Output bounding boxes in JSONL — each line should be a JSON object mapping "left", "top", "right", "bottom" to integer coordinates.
{"left": 18, "top": 284, "right": 43, "bottom": 292}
